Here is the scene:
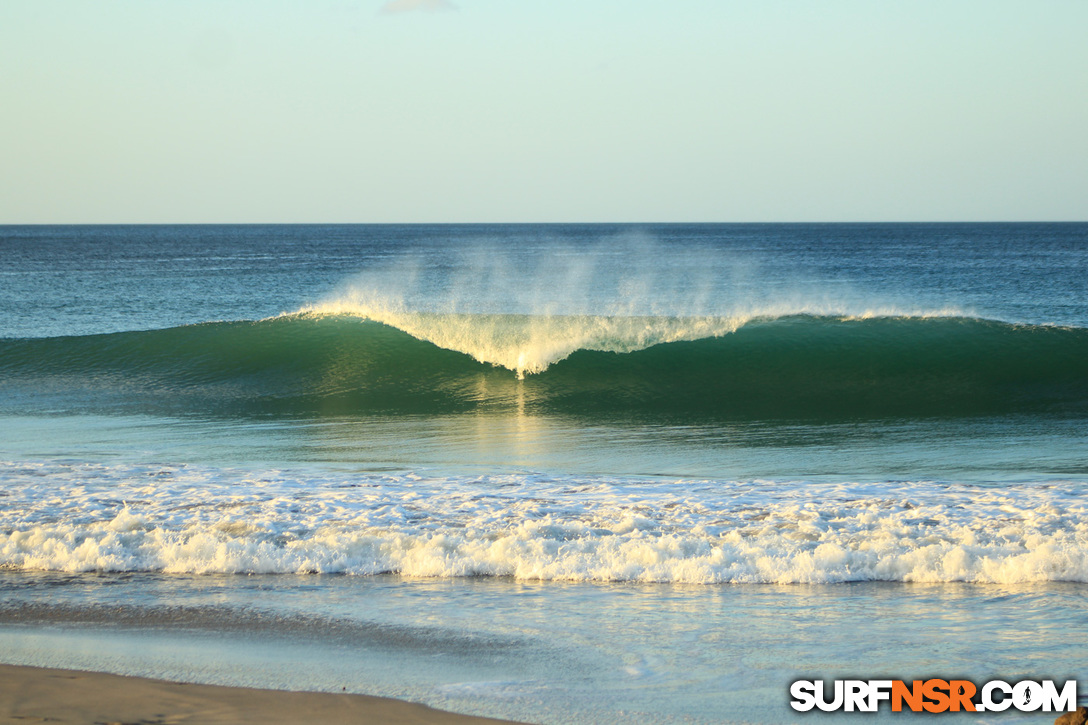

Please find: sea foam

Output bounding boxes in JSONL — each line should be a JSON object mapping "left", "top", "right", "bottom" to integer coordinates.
{"left": 2, "top": 461, "right": 1085, "bottom": 584}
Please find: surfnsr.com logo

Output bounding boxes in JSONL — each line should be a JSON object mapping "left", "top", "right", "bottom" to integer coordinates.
{"left": 790, "top": 679, "right": 1078, "bottom": 713}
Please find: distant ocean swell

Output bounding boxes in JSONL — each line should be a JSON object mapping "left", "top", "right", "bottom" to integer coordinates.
{"left": 0, "top": 462, "right": 1086, "bottom": 584}
{"left": 2, "top": 313, "right": 1087, "bottom": 419}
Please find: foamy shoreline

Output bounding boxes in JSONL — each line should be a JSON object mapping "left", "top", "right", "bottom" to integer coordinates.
{"left": 0, "top": 663, "right": 526, "bottom": 725}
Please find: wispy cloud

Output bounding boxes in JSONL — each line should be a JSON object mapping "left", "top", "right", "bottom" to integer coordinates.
{"left": 380, "top": 0, "right": 457, "bottom": 14}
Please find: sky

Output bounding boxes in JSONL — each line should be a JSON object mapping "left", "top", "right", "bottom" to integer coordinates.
{"left": 1, "top": 0, "right": 1085, "bottom": 223}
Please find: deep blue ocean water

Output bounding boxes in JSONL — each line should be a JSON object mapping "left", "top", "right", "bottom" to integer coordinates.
{"left": 1, "top": 223, "right": 1087, "bottom": 723}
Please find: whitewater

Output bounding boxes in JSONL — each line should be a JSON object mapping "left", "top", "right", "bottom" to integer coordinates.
{"left": 2, "top": 460, "right": 1087, "bottom": 584}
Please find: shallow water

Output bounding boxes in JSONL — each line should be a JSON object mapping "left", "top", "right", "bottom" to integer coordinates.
{"left": 0, "top": 573, "right": 1085, "bottom": 723}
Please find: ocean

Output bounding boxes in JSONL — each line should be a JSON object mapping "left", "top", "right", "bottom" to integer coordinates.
{"left": 1, "top": 223, "right": 1086, "bottom": 723}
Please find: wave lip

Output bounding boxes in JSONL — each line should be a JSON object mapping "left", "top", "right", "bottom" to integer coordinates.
{"left": 1, "top": 313, "right": 1087, "bottom": 420}
{"left": 298, "top": 296, "right": 970, "bottom": 377}
{"left": 298, "top": 309, "right": 746, "bottom": 378}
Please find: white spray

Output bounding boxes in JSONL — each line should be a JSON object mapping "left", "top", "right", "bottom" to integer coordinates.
{"left": 295, "top": 231, "right": 963, "bottom": 377}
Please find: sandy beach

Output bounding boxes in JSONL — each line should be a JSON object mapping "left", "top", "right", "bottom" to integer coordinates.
{"left": 0, "top": 664, "right": 525, "bottom": 725}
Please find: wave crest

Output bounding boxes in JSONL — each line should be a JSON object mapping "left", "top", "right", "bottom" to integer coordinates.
{"left": 298, "top": 293, "right": 966, "bottom": 377}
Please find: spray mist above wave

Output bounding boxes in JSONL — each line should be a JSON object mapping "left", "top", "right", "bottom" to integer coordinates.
{"left": 296, "top": 235, "right": 967, "bottom": 377}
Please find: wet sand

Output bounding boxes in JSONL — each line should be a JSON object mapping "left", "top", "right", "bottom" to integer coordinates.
{"left": 0, "top": 664, "right": 526, "bottom": 724}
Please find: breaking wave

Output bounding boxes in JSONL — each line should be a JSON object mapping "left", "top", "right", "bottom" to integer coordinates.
{"left": 2, "top": 312, "right": 1087, "bottom": 419}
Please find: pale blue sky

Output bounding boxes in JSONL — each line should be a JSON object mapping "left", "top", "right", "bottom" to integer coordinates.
{"left": 1, "top": 1, "right": 1085, "bottom": 222}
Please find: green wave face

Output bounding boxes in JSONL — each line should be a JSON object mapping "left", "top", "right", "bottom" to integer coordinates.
{"left": 2, "top": 314, "right": 1087, "bottom": 420}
